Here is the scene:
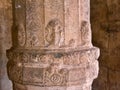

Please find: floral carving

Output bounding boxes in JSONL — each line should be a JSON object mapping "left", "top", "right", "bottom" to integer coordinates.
{"left": 50, "top": 74, "right": 62, "bottom": 84}
{"left": 26, "top": 0, "right": 44, "bottom": 47}
{"left": 44, "top": 67, "right": 67, "bottom": 86}
{"left": 26, "top": 32, "right": 40, "bottom": 47}
{"left": 7, "top": 49, "right": 97, "bottom": 66}
{"left": 22, "top": 53, "right": 29, "bottom": 63}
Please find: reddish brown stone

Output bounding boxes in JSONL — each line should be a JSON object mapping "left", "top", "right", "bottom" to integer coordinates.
{"left": 1, "top": 0, "right": 100, "bottom": 90}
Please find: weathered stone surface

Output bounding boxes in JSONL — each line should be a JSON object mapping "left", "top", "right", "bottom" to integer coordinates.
{"left": 7, "top": 48, "right": 99, "bottom": 86}
{"left": 12, "top": 0, "right": 93, "bottom": 49}
{"left": 1, "top": 0, "right": 120, "bottom": 90}
{"left": 6, "top": 0, "right": 99, "bottom": 90}
{"left": 13, "top": 83, "right": 92, "bottom": 90}
{"left": 7, "top": 48, "right": 99, "bottom": 90}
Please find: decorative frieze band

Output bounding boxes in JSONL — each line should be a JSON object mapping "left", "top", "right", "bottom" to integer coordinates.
{"left": 7, "top": 47, "right": 99, "bottom": 86}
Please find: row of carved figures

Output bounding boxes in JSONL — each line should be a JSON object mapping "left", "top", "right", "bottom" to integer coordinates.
{"left": 16, "top": 19, "right": 91, "bottom": 48}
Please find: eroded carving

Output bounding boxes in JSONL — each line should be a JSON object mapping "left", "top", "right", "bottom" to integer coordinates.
{"left": 68, "top": 39, "right": 76, "bottom": 47}
{"left": 27, "top": 32, "right": 40, "bottom": 47}
{"left": 17, "top": 24, "right": 26, "bottom": 46}
{"left": 8, "top": 65, "right": 22, "bottom": 83}
{"left": 45, "top": 19, "right": 64, "bottom": 47}
{"left": 22, "top": 53, "right": 29, "bottom": 63}
{"left": 7, "top": 47, "right": 99, "bottom": 87}
{"left": 7, "top": 48, "right": 98, "bottom": 67}
{"left": 81, "top": 21, "right": 92, "bottom": 46}
{"left": 45, "top": 67, "right": 67, "bottom": 86}
{"left": 23, "top": 68, "right": 44, "bottom": 84}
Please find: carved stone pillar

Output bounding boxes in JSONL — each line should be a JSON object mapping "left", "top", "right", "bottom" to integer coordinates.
{"left": 7, "top": 0, "right": 99, "bottom": 90}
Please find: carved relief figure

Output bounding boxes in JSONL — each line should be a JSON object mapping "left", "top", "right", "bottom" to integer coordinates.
{"left": 44, "top": 67, "right": 67, "bottom": 86}
{"left": 81, "top": 21, "right": 92, "bottom": 47}
{"left": 17, "top": 24, "right": 26, "bottom": 47}
{"left": 45, "top": 19, "right": 64, "bottom": 47}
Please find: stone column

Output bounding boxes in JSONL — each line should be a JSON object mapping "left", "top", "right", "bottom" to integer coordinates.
{"left": 7, "top": 0, "right": 99, "bottom": 90}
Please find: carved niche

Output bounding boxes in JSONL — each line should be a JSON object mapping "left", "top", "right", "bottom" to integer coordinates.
{"left": 45, "top": 19, "right": 64, "bottom": 48}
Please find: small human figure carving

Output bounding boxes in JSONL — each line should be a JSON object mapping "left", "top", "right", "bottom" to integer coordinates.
{"left": 81, "top": 21, "right": 92, "bottom": 47}
{"left": 45, "top": 19, "right": 64, "bottom": 47}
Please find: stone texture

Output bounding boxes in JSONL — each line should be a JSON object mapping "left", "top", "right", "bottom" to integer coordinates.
{"left": 91, "top": 0, "right": 120, "bottom": 90}
{"left": 0, "top": 0, "right": 12, "bottom": 90}
{"left": 1, "top": 0, "right": 120, "bottom": 90}
{"left": 6, "top": 0, "right": 99, "bottom": 90}
{"left": 12, "top": 0, "right": 92, "bottom": 49}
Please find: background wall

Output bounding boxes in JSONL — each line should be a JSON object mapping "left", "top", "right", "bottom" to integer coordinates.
{"left": 0, "top": 0, "right": 120, "bottom": 90}
{"left": 91, "top": 0, "right": 120, "bottom": 90}
{"left": 0, "top": 0, "right": 12, "bottom": 90}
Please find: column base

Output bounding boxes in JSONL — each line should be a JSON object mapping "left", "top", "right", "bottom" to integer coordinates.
{"left": 7, "top": 47, "right": 99, "bottom": 90}
{"left": 13, "top": 83, "right": 91, "bottom": 90}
